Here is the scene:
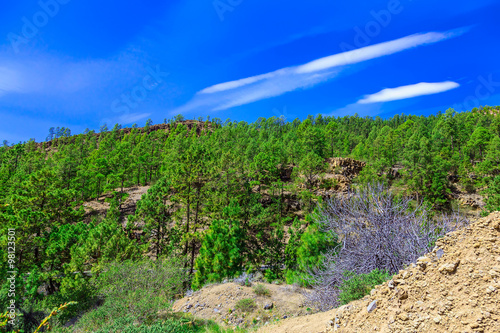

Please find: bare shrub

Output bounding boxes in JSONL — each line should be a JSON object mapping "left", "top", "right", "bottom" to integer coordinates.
{"left": 306, "top": 183, "right": 468, "bottom": 310}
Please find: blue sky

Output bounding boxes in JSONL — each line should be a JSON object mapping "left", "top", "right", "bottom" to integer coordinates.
{"left": 1, "top": 0, "right": 500, "bottom": 143}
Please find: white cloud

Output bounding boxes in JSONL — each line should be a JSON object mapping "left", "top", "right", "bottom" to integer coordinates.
{"left": 175, "top": 29, "right": 466, "bottom": 113}
{"left": 296, "top": 31, "right": 461, "bottom": 74}
{"left": 199, "top": 70, "right": 284, "bottom": 94}
{"left": 357, "top": 81, "right": 460, "bottom": 104}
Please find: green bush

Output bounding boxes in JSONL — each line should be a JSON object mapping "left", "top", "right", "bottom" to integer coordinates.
{"left": 484, "top": 175, "right": 500, "bottom": 214}
{"left": 64, "top": 257, "right": 188, "bottom": 332}
{"left": 235, "top": 298, "right": 256, "bottom": 312}
{"left": 253, "top": 284, "right": 271, "bottom": 297}
{"left": 285, "top": 221, "right": 337, "bottom": 287}
{"left": 91, "top": 315, "right": 199, "bottom": 333}
{"left": 192, "top": 219, "right": 244, "bottom": 290}
{"left": 338, "top": 269, "right": 390, "bottom": 305}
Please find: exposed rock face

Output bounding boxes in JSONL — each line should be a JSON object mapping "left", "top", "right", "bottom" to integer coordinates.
{"left": 458, "top": 194, "right": 485, "bottom": 209}
{"left": 323, "top": 211, "right": 500, "bottom": 333}
{"left": 325, "top": 158, "right": 366, "bottom": 181}
{"left": 317, "top": 158, "right": 366, "bottom": 194}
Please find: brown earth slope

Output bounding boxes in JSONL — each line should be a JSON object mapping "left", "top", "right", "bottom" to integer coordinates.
{"left": 259, "top": 211, "right": 500, "bottom": 333}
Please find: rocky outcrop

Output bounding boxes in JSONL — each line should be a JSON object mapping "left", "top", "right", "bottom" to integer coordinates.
{"left": 325, "top": 158, "right": 366, "bottom": 181}
{"left": 458, "top": 194, "right": 485, "bottom": 209}
{"left": 316, "top": 158, "right": 367, "bottom": 194}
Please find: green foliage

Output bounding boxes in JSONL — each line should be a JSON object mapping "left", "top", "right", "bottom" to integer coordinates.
{"left": 1, "top": 107, "right": 500, "bottom": 329}
{"left": 235, "top": 299, "right": 256, "bottom": 312}
{"left": 338, "top": 269, "right": 391, "bottom": 305}
{"left": 90, "top": 316, "right": 199, "bottom": 333}
{"left": 285, "top": 215, "right": 338, "bottom": 286}
{"left": 132, "top": 177, "right": 179, "bottom": 259}
{"left": 192, "top": 218, "right": 245, "bottom": 290}
{"left": 253, "top": 284, "right": 271, "bottom": 297}
{"left": 65, "top": 257, "right": 188, "bottom": 332}
{"left": 52, "top": 314, "right": 239, "bottom": 333}
{"left": 484, "top": 175, "right": 500, "bottom": 214}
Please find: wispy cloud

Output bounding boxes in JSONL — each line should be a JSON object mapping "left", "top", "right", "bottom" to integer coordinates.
{"left": 118, "top": 112, "right": 151, "bottom": 125}
{"left": 173, "top": 29, "right": 467, "bottom": 114}
{"left": 296, "top": 30, "right": 464, "bottom": 74}
{"left": 0, "top": 67, "right": 23, "bottom": 96}
{"left": 0, "top": 47, "right": 152, "bottom": 116}
{"left": 357, "top": 81, "right": 460, "bottom": 104}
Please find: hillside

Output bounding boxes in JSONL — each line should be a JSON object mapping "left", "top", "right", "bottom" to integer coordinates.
{"left": 2, "top": 110, "right": 500, "bottom": 332}
{"left": 257, "top": 211, "right": 500, "bottom": 333}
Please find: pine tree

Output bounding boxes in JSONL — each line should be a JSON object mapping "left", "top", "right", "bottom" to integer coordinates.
{"left": 192, "top": 218, "right": 244, "bottom": 290}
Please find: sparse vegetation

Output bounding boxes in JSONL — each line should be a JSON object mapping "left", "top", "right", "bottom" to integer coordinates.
{"left": 253, "top": 284, "right": 271, "bottom": 297}
{"left": 235, "top": 299, "right": 257, "bottom": 312}
{"left": 337, "top": 269, "right": 390, "bottom": 305}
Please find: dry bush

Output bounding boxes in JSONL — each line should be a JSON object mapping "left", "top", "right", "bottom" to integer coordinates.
{"left": 306, "top": 183, "right": 468, "bottom": 310}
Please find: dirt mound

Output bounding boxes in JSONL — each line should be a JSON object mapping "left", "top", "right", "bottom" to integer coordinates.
{"left": 171, "top": 282, "right": 310, "bottom": 328}
{"left": 258, "top": 212, "right": 500, "bottom": 333}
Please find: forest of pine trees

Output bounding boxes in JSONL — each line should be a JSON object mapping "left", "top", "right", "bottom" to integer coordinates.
{"left": 1, "top": 106, "right": 500, "bottom": 329}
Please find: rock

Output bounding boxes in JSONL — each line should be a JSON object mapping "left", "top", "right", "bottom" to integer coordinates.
{"left": 433, "top": 315, "right": 441, "bottom": 323}
{"left": 436, "top": 248, "right": 445, "bottom": 259}
{"left": 438, "top": 260, "right": 460, "bottom": 274}
{"left": 398, "top": 312, "right": 409, "bottom": 321}
{"left": 283, "top": 315, "right": 288, "bottom": 319}
{"left": 492, "top": 220, "right": 500, "bottom": 230}
{"left": 417, "top": 257, "right": 431, "bottom": 270}
{"left": 367, "top": 300, "right": 377, "bottom": 313}
{"left": 397, "top": 288, "right": 409, "bottom": 300}
{"left": 264, "top": 303, "right": 274, "bottom": 310}
{"left": 417, "top": 256, "right": 431, "bottom": 263}
{"left": 388, "top": 280, "right": 395, "bottom": 289}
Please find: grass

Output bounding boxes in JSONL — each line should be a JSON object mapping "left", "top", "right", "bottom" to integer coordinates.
{"left": 252, "top": 284, "right": 271, "bottom": 297}
{"left": 42, "top": 258, "right": 249, "bottom": 333}
{"left": 235, "top": 298, "right": 257, "bottom": 312}
{"left": 53, "top": 313, "right": 247, "bottom": 333}
{"left": 338, "top": 269, "right": 390, "bottom": 305}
